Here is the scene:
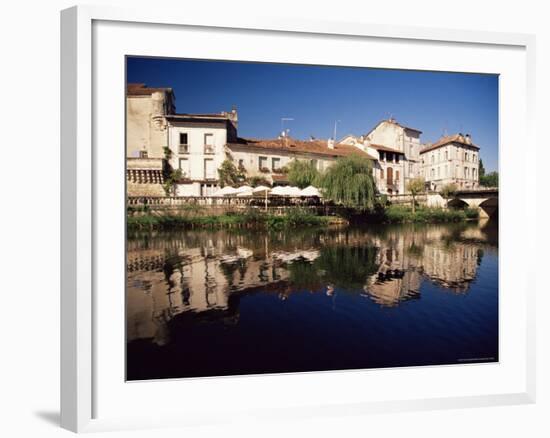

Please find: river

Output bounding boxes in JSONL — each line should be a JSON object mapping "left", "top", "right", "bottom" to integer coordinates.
{"left": 126, "top": 220, "right": 498, "bottom": 380}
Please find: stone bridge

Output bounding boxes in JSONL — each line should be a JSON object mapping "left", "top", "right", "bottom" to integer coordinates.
{"left": 445, "top": 188, "right": 499, "bottom": 219}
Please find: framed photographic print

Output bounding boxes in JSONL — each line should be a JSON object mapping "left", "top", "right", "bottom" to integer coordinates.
{"left": 61, "top": 5, "right": 536, "bottom": 433}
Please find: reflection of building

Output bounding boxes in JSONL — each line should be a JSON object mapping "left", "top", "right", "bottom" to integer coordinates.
{"left": 127, "top": 225, "right": 489, "bottom": 346}
{"left": 364, "top": 226, "right": 481, "bottom": 306}
{"left": 420, "top": 133, "right": 480, "bottom": 191}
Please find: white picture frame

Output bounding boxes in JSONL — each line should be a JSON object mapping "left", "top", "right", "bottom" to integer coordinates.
{"left": 61, "top": 4, "right": 536, "bottom": 433}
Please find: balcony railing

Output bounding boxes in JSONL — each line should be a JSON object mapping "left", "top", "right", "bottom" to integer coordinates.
{"left": 178, "top": 144, "right": 189, "bottom": 154}
{"left": 204, "top": 145, "right": 215, "bottom": 154}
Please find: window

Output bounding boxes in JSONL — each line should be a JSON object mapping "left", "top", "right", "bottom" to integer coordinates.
{"left": 444, "top": 165, "right": 448, "bottom": 177}
{"left": 431, "top": 168, "right": 435, "bottom": 178}
{"left": 179, "top": 133, "right": 189, "bottom": 154}
{"left": 204, "top": 133, "right": 214, "bottom": 154}
{"left": 379, "top": 152, "right": 385, "bottom": 161}
{"left": 272, "top": 157, "right": 281, "bottom": 171}
{"left": 179, "top": 158, "right": 189, "bottom": 177}
{"left": 380, "top": 169, "right": 384, "bottom": 179}
{"left": 431, "top": 154, "right": 434, "bottom": 164}
{"left": 409, "top": 144, "right": 413, "bottom": 156}
{"left": 445, "top": 150, "right": 448, "bottom": 161}
{"left": 395, "top": 154, "right": 400, "bottom": 164}
{"left": 473, "top": 168, "right": 477, "bottom": 179}
{"left": 437, "top": 167, "right": 440, "bottom": 178}
{"left": 310, "top": 159, "right": 318, "bottom": 169}
{"left": 204, "top": 158, "right": 215, "bottom": 179}
{"left": 464, "top": 167, "right": 468, "bottom": 178}
{"left": 139, "top": 150, "right": 148, "bottom": 158}
{"left": 395, "top": 170, "right": 400, "bottom": 181}
{"left": 387, "top": 153, "right": 393, "bottom": 162}
{"left": 409, "top": 163, "right": 413, "bottom": 174}
{"left": 259, "top": 156, "right": 268, "bottom": 171}
{"left": 238, "top": 159, "right": 245, "bottom": 170}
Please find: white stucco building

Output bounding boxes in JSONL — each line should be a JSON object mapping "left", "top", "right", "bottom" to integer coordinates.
{"left": 165, "top": 110, "right": 238, "bottom": 196}
{"left": 420, "top": 133, "right": 480, "bottom": 191}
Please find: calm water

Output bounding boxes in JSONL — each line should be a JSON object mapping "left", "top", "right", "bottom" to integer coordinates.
{"left": 126, "top": 221, "right": 498, "bottom": 380}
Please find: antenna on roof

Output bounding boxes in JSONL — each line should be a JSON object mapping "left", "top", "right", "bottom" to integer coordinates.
{"left": 281, "top": 117, "right": 294, "bottom": 137}
{"left": 333, "top": 120, "right": 341, "bottom": 141}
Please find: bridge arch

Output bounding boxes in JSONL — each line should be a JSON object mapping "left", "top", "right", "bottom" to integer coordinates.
{"left": 478, "top": 197, "right": 498, "bottom": 219}
{"left": 447, "top": 198, "right": 469, "bottom": 209}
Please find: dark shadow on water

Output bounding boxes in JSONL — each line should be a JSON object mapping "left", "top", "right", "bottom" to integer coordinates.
{"left": 34, "top": 411, "right": 60, "bottom": 427}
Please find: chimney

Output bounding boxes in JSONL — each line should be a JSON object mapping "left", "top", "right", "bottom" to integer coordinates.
{"left": 327, "top": 138, "right": 335, "bottom": 149}
{"left": 465, "top": 133, "right": 472, "bottom": 145}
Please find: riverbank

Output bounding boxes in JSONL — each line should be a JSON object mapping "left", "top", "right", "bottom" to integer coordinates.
{"left": 127, "top": 209, "right": 346, "bottom": 230}
{"left": 127, "top": 205, "right": 479, "bottom": 230}
{"left": 378, "top": 205, "right": 480, "bottom": 223}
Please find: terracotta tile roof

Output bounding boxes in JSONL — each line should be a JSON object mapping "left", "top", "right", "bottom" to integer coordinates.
{"left": 421, "top": 134, "right": 480, "bottom": 154}
{"left": 228, "top": 138, "right": 374, "bottom": 159}
{"left": 126, "top": 83, "right": 173, "bottom": 96}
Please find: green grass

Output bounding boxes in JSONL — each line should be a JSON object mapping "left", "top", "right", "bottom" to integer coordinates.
{"left": 383, "top": 205, "right": 479, "bottom": 223}
{"left": 127, "top": 208, "right": 333, "bottom": 230}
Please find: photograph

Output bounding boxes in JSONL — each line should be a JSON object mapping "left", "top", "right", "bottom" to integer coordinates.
{"left": 125, "top": 57, "right": 499, "bottom": 381}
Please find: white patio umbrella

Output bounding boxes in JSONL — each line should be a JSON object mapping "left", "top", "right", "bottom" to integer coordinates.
{"left": 270, "top": 186, "right": 288, "bottom": 196}
{"left": 252, "top": 185, "right": 271, "bottom": 195}
{"left": 299, "top": 185, "right": 322, "bottom": 197}
{"left": 236, "top": 189, "right": 254, "bottom": 197}
{"left": 235, "top": 185, "right": 253, "bottom": 193}
{"left": 285, "top": 186, "right": 302, "bottom": 197}
{"left": 214, "top": 186, "right": 238, "bottom": 196}
{"left": 253, "top": 185, "right": 271, "bottom": 210}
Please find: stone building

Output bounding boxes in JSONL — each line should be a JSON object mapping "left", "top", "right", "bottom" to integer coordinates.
{"left": 363, "top": 118, "right": 423, "bottom": 183}
{"left": 126, "top": 84, "right": 175, "bottom": 196}
{"left": 420, "top": 133, "right": 480, "bottom": 191}
{"left": 227, "top": 136, "right": 375, "bottom": 186}
{"left": 126, "top": 83, "right": 175, "bottom": 159}
{"left": 340, "top": 118, "right": 422, "bottom": 195}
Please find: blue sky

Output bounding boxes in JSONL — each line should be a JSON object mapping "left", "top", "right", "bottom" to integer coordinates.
{"left": 127, "top": 57, "right": 499, "bottom": 172}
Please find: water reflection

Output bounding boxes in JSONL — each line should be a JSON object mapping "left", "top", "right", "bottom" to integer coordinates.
{"left": 126, "top": 221, "right": 498, "bottom": 379}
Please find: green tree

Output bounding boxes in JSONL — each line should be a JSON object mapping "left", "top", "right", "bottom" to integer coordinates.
{"left": 479, "top": 171, "right": 498, "bottom": 188}
{"left": 406, "top": 177, "right": 426, "bottom": 213}
{"left": 218, "top": 159, "right": 245, "bottom": 187}
{"left": 247, "top": 175, "right": 271, "bottom": 187}
{"left": 161, "top": 146, "right": 181, "bottom": 195}
{"left": 163, "top": 168, "right": 183, "bottom": 196}
{"left": 287, "top": 159, "right": 321, "bottom": 189}
{"left": 479, "top": 159, "right": 486, "bottom": 177}
{"left": 319, "top": 155, "right": 376, "bottom": 210}
{"left": 440, "top": 182, "right": 458, "bottom": 208}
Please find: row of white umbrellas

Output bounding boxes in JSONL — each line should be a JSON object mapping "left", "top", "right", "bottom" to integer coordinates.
{"left": 213, "top": 185, "right": 322, "bottom": 198}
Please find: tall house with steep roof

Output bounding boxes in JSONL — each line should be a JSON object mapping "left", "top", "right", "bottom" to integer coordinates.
{"left": 126, "top": 83, "right": 175, "bottom": 159}
{"left": 420, "top": 133, "right": 480, "bottom": 191}
{"left": 340, "top": 118, "right": 422, "bottom": 195}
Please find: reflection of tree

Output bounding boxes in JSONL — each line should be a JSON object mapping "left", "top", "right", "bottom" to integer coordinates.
{"left": 314, "top": 246, "right": 378, "bottom": 290}
{"left": 287, "top": 259, "right": 322, "bottom": 290}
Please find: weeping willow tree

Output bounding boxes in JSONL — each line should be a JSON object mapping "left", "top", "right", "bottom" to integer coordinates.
{"left": 287, "top": 159, "right": 321, "bottom": 189}
{"left": 319, "top": 154, "right": 377, "bottom": 210}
